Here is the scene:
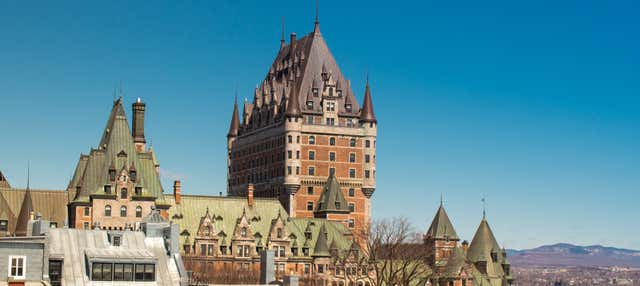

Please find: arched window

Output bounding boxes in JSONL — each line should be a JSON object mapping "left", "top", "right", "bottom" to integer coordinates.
{"left": 329, "top": 137, "right": 336, "bottom": 146}
{"left": 120, "top": 188, "right": 127, "bottom": 199}
{"left": 309, "top": 136, "right": 315, "bottom": 144}
{"left": 287, "top": 135, "right": 292, "bottom": 143}
{"left": 136, "top": 206, "right": 142, "bottom": 218}
{"left": 105, "top": 205, "right": 112, "bottom": 217}
{"left": 120, "top": 206, "right": 127, "bottom": 217}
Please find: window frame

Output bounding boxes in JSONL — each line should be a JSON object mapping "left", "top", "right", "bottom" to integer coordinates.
{"left": 105, "top": 205, "right": 112, "bottom": 217}
{"left": 8, "top": 255, "right": 26, "bottom": 279}
{"left": 329, "top": 137, "right": 336, "bottom": 146}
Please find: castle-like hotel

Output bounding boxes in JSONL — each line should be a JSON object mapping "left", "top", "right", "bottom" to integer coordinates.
{"left": 0, "top": 11, "right": 513, "bottom": 286}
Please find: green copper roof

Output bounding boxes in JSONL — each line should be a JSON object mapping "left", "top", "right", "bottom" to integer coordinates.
{"left": 69, "top": 98, "right": 165, "bottom": 204}
{"left": 467, "top": 217, "right": 506, "bottom": 278}
{"left": 425, "top": 204, "right": 459, "bottom": 240}
{"left": 315, "top": 173, "right": 350, "bottom": 214}
{"left": 312, "top": 223, "right": 331, "bottom": 257}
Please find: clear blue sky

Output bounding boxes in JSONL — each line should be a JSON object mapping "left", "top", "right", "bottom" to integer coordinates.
{"left": 1, "top": 0, "right": 638, "bottom": 250}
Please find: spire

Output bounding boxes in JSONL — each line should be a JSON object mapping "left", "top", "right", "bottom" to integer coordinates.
{"left": 228, "top": 95, "right": 241, "bottom": 137}
{"left": 359, "top": 75, "right": 377, "bottom": 123}
{"left": 15, "top": 164, "right": 34, "bottom": 236}
{"left": 285, "top": 83, "right": 302, "bottom": 118}
{"left": 313, "top": 0, "right": 320, "bottom": 35}
{"left": 280, "top": 17, "right": 286, "bottom": 49}
{"left": 315, "top": 172, "right": 350, "bottom": 214}
{"left": 0, "top": 170, "right": 10, "bottom": 188}
{"left": 467, "top": 216, "right": 501, "bottom": 263}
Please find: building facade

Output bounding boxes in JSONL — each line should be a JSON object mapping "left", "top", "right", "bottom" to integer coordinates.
{"left": 66, "top": 97, "right": 171, "bottom": 230}
{"left": 226, "top": 18, "right": 377, "bottom": 238}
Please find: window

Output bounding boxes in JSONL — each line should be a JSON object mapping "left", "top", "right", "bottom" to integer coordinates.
{"left": 112, "top": 235, "right": 121, "bottom": 246}
{"left": 296, "top": 150, "right": 300, "bottom": 159}
{"left": 109, "top": 169, "right": 116, "bottom": 181}
{"left": 348, "top": 188, "right": 355, "bottom": 197}
{"left": 309, "top": 151, "right": 315, "bottom": 160}
{"left": 307, "top": 202, "right": 314, "bottom": 211}
{"left": 309, "top": 136, "right": 315, "bottom": 144}
{"left": 349, "top": 203, "right": 355, "bottom": 212}
{"left": 130, "top": 170, "right": 137, "bottom": 182}
{"left": 135, "top": 187, "right": 142, "bottom": 196}
{"left": 306, "top": 115, "right": 314, "bottom": 124}
{"left": 307, "top": 186, "right": 314, "bottom": 195}
{"left": 200, "top": 244, "right": 207, "bottom": 255}
{"left": 237, "top": 245, "right": 250, "bottom": 257}
{"left": 326, "top": 102, "right": 335, "bottom": 111}
{"left": 114, "top": 263, "right": 134, "bottom": 281}
{"left": 50, "top": 222, "right": 58, "bottom": 228}
{"left": 326, "top": 118, "right": 335, "bottom": 126}
{"left": 329, "top": 137, "right": 336, "bottom": 145}
{"left": 83, "top": 222, "right": 90, "bottom": 229}
{"left": 288, "top": 150, "right": 292, "bottom": 159}
{"left": 288, "top": 135, "right": 292, "bottom": 143}
{"left": 296, "top": 166, "right": 300, "bottom": 175}
{"left": 104, "top": 185, "right": 111, "bottom": 194}
{"left": 274, "top": 246, "right": 286, "bottom": 257}
{"left": 349, "top": 153, "right": 356, "bottom": 163}
{"left": 329, "top": 152, "right": 336, "bottom": 161}
{"left": 365, "top": 140, "right": 371, "bottom": 148}
{"left": 92, "top": 263, "right": 111, "bottom": 281}
{"left": 84, "top": 207, "right": 90, "bottom": 216}
{"left": 135, "top": 264, "right": 155, "bottom": 281}
{"left": 241, "top": 227, "right": 247, "bottom": 237}
{"left": 348, "top": 219, "right": 355, "bottom": 228}
{"left": 136, "top": 206, "right": 142, "bottom": 218}
{"left": 277, "top": 228, "right": 283, "bottom": 239}
{"left": 105, "top": 205, "right": 112, "bottom": 217}
{"left": 304, "top": 263, "right": 311, "bottom": 274}
{"left": 49, "top": 260, "right": 63, "bottom": 286}
{"left": 297, "top": 136, "right": 300, "bottom": 143}
{"left": 9, "top": 256, "right": 26, "bottom": 279}
{"left": 365, "top": 170, "right": 370, "bottom": 179}
{"left": 350, "top": 138, "right": 356, "bottom": 147}
{"left": 287, "top": 166, "right": 292, "bottom": 175}
{"left": 318, "top": 264, "right": 325, "bottom": 273}
{"left": 365, "top": 154, "right": 370, "bottom": 163}
{"left": 335, "top": 202, "right": 341, "bottom": 209}
{"left": 349, "top": 169, "right": 356, "bottom": 178}
{"left": 308, "top": 167, "right": 315, "bottom": 176}
{"left": 0, "top": 220, "right": 8, "bottom": 231}
{"left": 120, "top": 188, "right": 127, "bottom": 199}
{"left": 120, "top": 206, "right": 127, "bottom": 217}
{"left": 346, "top": 104, "right": 352, "bottom": 111}
{"left": 302, "top": 247, "right": 309, "bottom": 256}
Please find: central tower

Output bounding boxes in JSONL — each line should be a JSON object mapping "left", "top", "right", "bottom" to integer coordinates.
{"left": 226, "top": 16, "right": 377, "bottom": 236}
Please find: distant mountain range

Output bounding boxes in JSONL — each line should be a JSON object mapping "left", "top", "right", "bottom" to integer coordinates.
{"left": 507, "top": 243, "right": 640, "bottom": 267}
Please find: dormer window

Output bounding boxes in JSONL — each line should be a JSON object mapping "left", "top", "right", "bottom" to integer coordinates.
{"left": 109, "top": 170, "right": 116, "bottom": 181}
{"left": 337, "top": 90, "right": 342, "bottom": 97}
{"left": 241, "top": 227, "right": 247, "bottom": 237}
{"left": 335, "top": 202, "right": 341, "bottom": 209}
{"left": 306, "top": 101, "right": 313, "bottom": 109}
{"left": 130, "top": 170, "right": 137, "bottom": 182}
{"left": 312, "top": 88, "right": 319, "bottom": 97}
{"left": 302, "top": 247, "right": 309, "bottom": 256}
{"left": 104, "top": 185, "right": 111, "bottom": 194}
{"left": 277, "top": 228, "right": 283, "bottom": 239}
{"left": 135, "top": 187, "right": 142, "bottom": 196}
{"left": 346, "top": 104, "right": 352, "bottom": 111}
{"left": 329, "top": 87, "right": 334, "bottom": 97}
{"left": 120, "top": 188, "right": 127, "bottom": 199}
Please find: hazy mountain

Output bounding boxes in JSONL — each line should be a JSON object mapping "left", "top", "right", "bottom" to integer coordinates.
{"left": 507, "top": 243, "right": 640, "bottom": 267}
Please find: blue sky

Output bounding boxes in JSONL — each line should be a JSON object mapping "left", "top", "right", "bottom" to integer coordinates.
{"left": 0, "top": 0, "right": 638, "bottom": 250}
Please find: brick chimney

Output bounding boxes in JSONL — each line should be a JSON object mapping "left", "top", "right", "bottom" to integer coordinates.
{"left": 247, "top": 184, "right": 254, "bottom": 207}
{"left": 132, "top": 97, "right": 146, "bottom": 152}
{"left": 173, "top": 180, "right": 181, "bottom": 205}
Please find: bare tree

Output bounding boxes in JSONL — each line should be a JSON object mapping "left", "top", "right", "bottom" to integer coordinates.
{"left": 360, "top": 217, "right": 431, "bottom": 286}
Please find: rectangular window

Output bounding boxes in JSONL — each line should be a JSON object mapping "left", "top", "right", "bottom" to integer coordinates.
{"left": 308, "top": 167, "right": 315, "bottom": 176}
{"left": 309, "top": 151, "right": 315, "bottom": 160}
{"left": 287, "top": 166, "right": 292, "bottom": 175}
{"left": 365, "top": 154, "right": 370, "bottom": 163}
{"left": 329, "top": 152, "right": 336, "bottom": 161}
{"left": 329, "top": 167, "right": 336, "bottom": 176}
{"left": 114, "top": 263, "right": 134, "bottom": 281}
{"left": 349, "top": 169, "right": 356, "bottom": 178}
{"left": 296, "top": 166, "right": 300, "bottom": 175}
{"left": 92, "top": 262, "right": 113, "bottom": 281}
{"left": 348, "top": 219, "right": 355, "bottom": 228}
{"left": 318, "top": 264, "right": 325, "bottom": 273}
{"left": 287, "top": 150, "right": 292, "bottom": 159}
{"left": 296, "top": 150, "right": 300, "bottom": 159}
{"left": 112, "top": 235, "right": 121, "bottom": 246}
{"left": 307, "top": 186, "right": 314, "bottom": 195}
{"left": 349, "top": 153, "right": 356, "bottom": 163}
{"left": 135, "top": 264, "right": 155, "bottom": 281}
{"left": 0, "top": 220, "right": 8, "bottom": 231}
{"left": 201, "top": 244, "right": 207, "bottom": 255}
{"left": 9, "top": 256, "right": 26, "bottom": 279}
{"left": 348, "top": 188, "right": 355, "bottom": 197}
{"left": 84, "top": 207, "right": 90, "bottom": 216}
{"left": 307, "top": 202, "right": 314, "bottom": 211}
{"left": 49, "top": 260, "right": 63, "bottom": 286}
{"left": 365, "top": 170, "right": 370, "bottom": 179}
{"left": 350, "top": 138, "right": 356, "bottom": 147}
{"left": 365, "top": 140, "right": 371, "bottom": 148}
{"left": 83, "top": 222, "right": 90, "bottom": 229}
{"left": 307, "top": 115, "right": 314, "bottom": 124}
{"left": 304, "top": 263, "right": 311, "bottom": 274}
{"left": 349, "top": 203, "right": 355, "bottom": 212}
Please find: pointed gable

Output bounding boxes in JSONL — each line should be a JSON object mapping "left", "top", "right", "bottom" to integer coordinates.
{"left": 425, "top": 204, "right": 459, "bottom": 241}
{"left": 314, "top": 173, "right": 350, "bottom": 214}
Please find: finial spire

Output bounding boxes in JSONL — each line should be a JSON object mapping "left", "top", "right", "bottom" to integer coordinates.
{"left": 119, "top": 80, "right": 123, "bottom": 99}
{"left": 26, "top": 161, "right": 30, "bottom": 190}
{"left": 281, "top": 17, "right": 286, "bottom": 48}
{"left": 313, "top": 0, "right": 320, "bottom": 34}
{"left": 481, "top": 197, "right": 486, "bottom": 219}
{"left": 440, "top": 194, "right": 443, "bottom": 207}
{"left": 113, "top": 83, "right": 117, "bottom": 102}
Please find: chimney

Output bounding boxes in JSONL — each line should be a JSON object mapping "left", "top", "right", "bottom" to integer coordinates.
{"left": 247, "top": 184, "right": 254, "bottom": 207}
{"left": 462, "top": 240, "right": 469, "bottom": 252}
{"left": 132, "top": 97, "right": 146, "bottom": 152}
{"left": 173, "top": 180, "right": 181, "bottom": 205}
{"left": 290, "top": 33, "right": 296, "bottom": 54}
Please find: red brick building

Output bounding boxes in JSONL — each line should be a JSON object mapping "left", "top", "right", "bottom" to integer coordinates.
{"left": 226, "top": 17, "right": 377, "bottom": 237}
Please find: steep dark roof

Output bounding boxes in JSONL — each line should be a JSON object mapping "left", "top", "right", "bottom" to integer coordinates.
{"left": 315, "top": 173, "right": 350, "bottom": 214}
{"left": 228, "top": 99, "right": 240, "bottom": 137}
{"left": 0, "top": 188, "right": 69, "bottom": 234}
{"left": 68, "top": 98, "right": 166, "bottom": 205}
{"left": 359, "top": 80, "right": 377, "bottom": 123}
{"left": 425, "top": 204, "right": 459, "bottom": 241}
{"left": 312, "top": 223, "right": 331, "bottom": 257}
{"left": 467, "top": 217, "right": 501, "bottom": 262}
{"left": 14, "top": 187, "right": 33, "bottom": 236}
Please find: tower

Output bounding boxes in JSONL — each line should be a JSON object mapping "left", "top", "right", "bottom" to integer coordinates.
{"left": 424, "top": 202, "right": 459, "bottom": 267}
{"left": 226, "top": 12, "right": 377, "bottom": 236}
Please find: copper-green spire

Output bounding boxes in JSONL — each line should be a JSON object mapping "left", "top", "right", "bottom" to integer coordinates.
{"left": 425, "top": 203, "right": 459, "bottom": 241}
{"left": 312, "top": 223, "right": 331, "bottom": 257}
{"left": 467, "top": 217, "right": 501, "bottom": 263}
{"left": 315, "top": 172, "right": 350, "bottom": 214}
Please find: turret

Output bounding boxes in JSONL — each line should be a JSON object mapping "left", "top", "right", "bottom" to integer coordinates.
{"left": 359, "top": 79, "right": 377, "bottom": 124}
{"left": 132, "top": 97, "right": 146, "bottom": 152}
{"left": 228, "top": 99, "right": 240, "bottom": 138}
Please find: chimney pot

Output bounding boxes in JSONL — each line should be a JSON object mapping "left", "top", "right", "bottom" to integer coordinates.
{"left": 173, "top": 180, "right": 181, "bottom": 205}
{"left": 247, "top": 184, "right": 254, "bottom": 207}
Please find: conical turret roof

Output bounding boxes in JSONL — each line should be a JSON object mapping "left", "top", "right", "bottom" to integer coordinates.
{"left": 359, "top": 80, "right": 377, "bottom": 123}
{"left": 467, "top": 217, "right": 501, "bottom": 262}
{"left": 315, "top": 172, "right": 350, "bottom": 214}
{"left": 0, "top": 171, "right": 10, "bottom": 188}
{"left": 425, "top": 203, "right": 459, "bottom": 240}
{"left": 312, "top": 223, "right": 331, "bottom": 257}
{"left": 15, "top": 187, "right": 33, "bottom": 236}
{"left": 228, "top": 99, "right": 240, "bottom": 137}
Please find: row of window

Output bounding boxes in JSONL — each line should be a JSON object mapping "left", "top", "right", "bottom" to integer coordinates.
{"left": 306, "top": 151, "right": 374, "bottom": 163}
{"left": 91, "top": 262, "right": 155, "bottom": 282}
{"left": 306, "top": 187, "right": 357, "bottom": 197}
{"left": 102, "top": 205, "right": 143, "bottom": 218}
{"left": 306, "top": 136, "right": 375, "bottom": 148}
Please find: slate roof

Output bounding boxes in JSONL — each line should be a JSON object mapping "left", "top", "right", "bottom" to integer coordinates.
{"left": 467, "top": 217, "right": 507, "bottom": 278}
{"left": 0, "top": 187, "right": 68, "bottom": 235}
{"left": 425, "top": 204, "right": 459, "bottom": 241}
{"left": 0, "top": 171, "right": 10, "bottom": 188}
{"left": 68, "top": 98, "right": 167, "bottom": 205}
{"left": 315, "top": 173, "right": 350, "bottom": 214}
